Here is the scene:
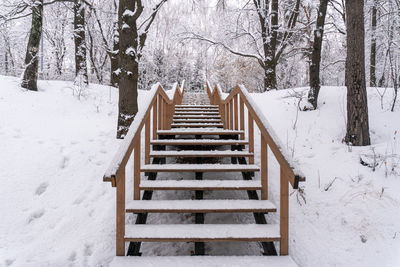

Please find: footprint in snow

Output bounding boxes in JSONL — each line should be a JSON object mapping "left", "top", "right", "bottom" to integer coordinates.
{"left": 5, "top": 259, "right": 15, "bottom": 266}
{"left": 27, "top": 209, "right": 45, "bottom": 223}
{"left": 84, "top": 243, "right": 93, "bottom": 256}
{"left": 73, "top": 195, "right": 86, "bottom": 205}
{"left": 35, "top": 182, "right": 49, "bottom": 196}
{"left": 68, "top": 251, "right": 77, "bottom": 262}
{"left": 59, "top": 156, "right": 69, "bottom": 169}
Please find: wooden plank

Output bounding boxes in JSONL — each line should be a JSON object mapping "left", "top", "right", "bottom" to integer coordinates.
{"left": 240, "top": 96, "right": 244, "bottom": 140}
{"left": 140, "top": 180, "right": 262, "bottom": 191}
{"left": 280, "top": 166, "right": 289, "bottom": 255}
{"left": 261, "top": 135, "right": 268, "bottom": 200}
{"left": 140, "top": 164, "right": 260, "bottom": 172}
{"left": 234, "top": 94, "right": 238, "bottom": 130}
{"left": 174, "top": 112, "right": 220, "bottom": 115}
{"left": 248, "top": 111, "right": 254, "bottom": 164}
{"left": 152, "top": 99, "right": 157, "bottom": 140}
{"left": 145, "top": 115, "right": 150, "bottom": 164}
{"left": 150, "top": 139, "right": 248, "bottom": 145}
{"left": 229, "top": 99, "right": 233, "bottom": 130}
{"left": 158, "top": 96, "right": 162, "bottom": 130}
{"left": 125, "top": 200, "right": 277, "bottom": 213}
{"left": 149, "top": 150, "right": 253, "bottom": 158}
{"left": 110, "top": 256, "right": 298, "bottom": 267}
{"left": 124, "top": 224, "right": 280, "bottom": 242}
{"left": 171, "top": 123, "right": 224, "bottom": 128}
{"left": 173, "top": 119, "right": 222, "bottom": 123}
{"left": 115, "top": 171, "right": 125, "bottom": 256}
{"left": 157, "top": 129, "right": 243, "bottom": 135}
{"left": 133, "top": 136, "right": 141, "bottom": 200}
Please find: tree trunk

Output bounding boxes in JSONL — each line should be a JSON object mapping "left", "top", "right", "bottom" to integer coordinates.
{"left": 21, "top": 0, "right": 43, "bottom": 91}
{"left": 116, "top": 0, "right": 140, "bottom": 139}
{"left": 344, "top": 0, "right": 371, "bottom": 146}
{"left": 370, "top": 0, "right": 377, "bottom": 87}
{"left": 307, "top": 0, "right": 328, "bottom": 109}
{"left": 110, "top": 20, "right": 119, "bottom": 87}
{"left": 74, "top": 0, "right": 88, "bottom": 84}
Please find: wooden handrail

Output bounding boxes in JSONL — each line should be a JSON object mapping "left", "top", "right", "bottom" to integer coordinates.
{"left": 103, "top": 81, "right": 184, "bottom": 256}
{"left": 206, "top": 82, "right": 305, "bottom": 188}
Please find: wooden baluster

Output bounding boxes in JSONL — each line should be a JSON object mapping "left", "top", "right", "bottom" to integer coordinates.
{"left": 220, "top": 103, "right": 226, "bottom": 129}
{"left": 234, "top": 94, "right": 238, "bottom": 130}
{"left": 229, "top": 99, "right": 233, "bottom": 130}
{"left": 163, "top": 100, "right": 168, "bottom": 130}
{"left": 158, "top": 95, "right": 162, "bottom": 130}
{"left": 115, "top": 169, "right": 125, "bottom": 256}
{"left": 248, "top": 111, "right": 254, "bottom": 164}
{"left": 133, "top": 135, "right": 141, "bottom": 200}
{"left": 225, "top": 103, "right": 228, "bottom": 129}
{"left": 239, "top": 96, "right": 244, "bottom": 139}
{"left": 152, "top": 99, "right": 158, "bottom": 140}
{"left": 280, "top": 167, "right": 289, "bottom": 255}
{"left": 261, "top": 135, "right": 268, "bottom": 199}
{"left": 145, "top": 114, "right": 150, "bottom": 165}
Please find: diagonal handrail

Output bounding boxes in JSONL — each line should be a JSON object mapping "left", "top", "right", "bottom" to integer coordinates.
{"left": 103, "top": 81, "right": 184, "bottom": 256}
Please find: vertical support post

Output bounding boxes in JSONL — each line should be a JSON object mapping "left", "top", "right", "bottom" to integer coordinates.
{"left": 162, "top": 100, "right": 168, "bottom": 130}
{"left": 234, "top": 94, "right": 238, "bottom": 130}
{"left": 229, "top": 99, "right": 233, "bottom": 130}
{"left": 261, "top": 135, "right": 268, "bottom": 199}
{"left": 152, "top": 99, "right": 158, "bottom": 140}
{"left": 158, "top": 95, "right": 162, "bottom": 130}
{"left": 239, "top": 96, "right": 244, "bottom": 139}
{"left": 280, "top": 166, "right": 289, "bottom": 255}
{"left": 248, "top": 111, "right": 254, "bottom": 164}
{"left": 134, "top": 135, "right": 141, "bottom": 200}
{"left": 220, "top": 103, "right": 226, "bottom": 129}
{"left": 145, "top": 115, "right": 150, "bottom": 165}
{"left": 116, "top": 171, "right": 125, "bottom": 256}
{"left": 225, "top": 103, "right": 228, "bottom": 129}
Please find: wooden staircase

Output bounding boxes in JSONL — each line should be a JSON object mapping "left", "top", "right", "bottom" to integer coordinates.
{"left": 104, "top": 82, "right": 305, "bottom": 266}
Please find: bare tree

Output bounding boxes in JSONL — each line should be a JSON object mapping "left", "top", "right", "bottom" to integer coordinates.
{"left": 344, "top": 0, "right": 371, "bottom": 146}
{"left": 117, "top": 0, "right": 167, "bottom": 139}
{"left": 74, "top": 0, "right": 88, "bottom": 84}
{"left": 21, "top": 0, "right": 43, "bottom": 91}
{"left": 369, "top": 0, "right": 378, "bottom": 87}
{"left": 306, "top": 0, "right": 328, "bottom": 110}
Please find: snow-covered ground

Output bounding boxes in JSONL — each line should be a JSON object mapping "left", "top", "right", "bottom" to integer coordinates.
{"left": 0, "top": 75, "right": 399, "bottom": 266}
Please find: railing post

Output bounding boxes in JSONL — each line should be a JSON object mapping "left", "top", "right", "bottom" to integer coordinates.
{"left": 248, "top": 111, "right": 254, "bottom": 164}
{"left": 162, "top": 99, "right": 168, "bottom": 130}
{"left": 229, "top": 99, "right": 233, "bottom": 130}
{"left": 152, "top": 99, "right": 158, "bottom": 140}
{"left": 280, "top": 166, "right": 289, "bottom": 255}
{"left": 234, "top": 94, "right": 238, "bottom": 130}
{"left": 145, "top": 115, "right": 150, "bottom": 165}
{"left": 158, "top": 95, "right": 162, "bottom": 130}
{"left": 261, "top": 135, "right": 268, "bottom": 199}
{"left": 239, "top": 96, "right": 244, "bottom": 139}
{"left": 134, "top": 135, "right": 141, "bottom": 200}
{"left": 116, "top": 170, "right": 125, "bottom": 256}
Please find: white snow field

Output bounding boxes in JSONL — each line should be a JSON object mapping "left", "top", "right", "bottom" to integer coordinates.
{"left": 0, "top": 75, "right": 399, "bottom": 266}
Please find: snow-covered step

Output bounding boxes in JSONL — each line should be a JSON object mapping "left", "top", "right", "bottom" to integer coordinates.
{"left": 173, "top": 119, "right": 222, "bottom": 123}
{"left": 126, "top": 200, "right": 276, "bottom": 213}
{"left": 140, "top": 180, "right": 262, "bottom": 191}
{"left": 173, "top": 115, "right": 221, "bottom": 119}
{"left": 157, "top": 128, "right": 243, "bottom": 135}
{"left": 124, "top": 224, "right": 280, "bottom": 242}
{"left": 175, "top": 105, "right": 219, "bottom": 108}
{"left": 151, "top": 139, "right": 248, "bottom": 145}
{"left": 110, "top": 256, "right": 298, "bottom": 267}
{"left": 149, "top": 150, "right": 253, "bottom": 158}
{"left": 171, "top": 123, "right": 224, "bottom": 128}
{"left": 175, "top": 108, "right": 219, "bottom": 112}
{"left": 141, "top": 164, "right": 259, "bottom": 172}
{"left": 175, "top": 112, "right": 220, "bottom": 115}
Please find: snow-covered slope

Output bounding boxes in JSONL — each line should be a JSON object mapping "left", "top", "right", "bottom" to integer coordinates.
{"left": 250, "top": 86, "right": 400, "bottom": 267}
{"left": 0, "top": 75, "right": 399, "bottom": 266}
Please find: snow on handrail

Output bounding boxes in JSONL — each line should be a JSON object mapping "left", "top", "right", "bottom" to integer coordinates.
{"left": 104, "top": 82, "right": 183, "bottom": 184}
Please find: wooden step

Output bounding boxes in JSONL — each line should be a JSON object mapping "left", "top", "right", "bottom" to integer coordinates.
{"left": 126, "top": 200, "right": 276, "bottom": 213}
{"left": 175, "top": 112, "right": 220, "bottom": 115}
{"left": 141, "top": 164, "right": 259, "bottom": 172}
{"left": 175, "top": 105, "right": 219, "bottom": 108}
{"left": 110, "top": 256, "right": 298, "bottom": 267}
{"left": 124, "top": 224, "right": 280, "bottom": 242}
{"left": 175, "top": 107, "right": 219, "bottom": 111}
{"left": 157, "top": 129, "right": 243, "bottom": 136}
{"left": 173, "top": 115, "right": 221, "bottom": 119}
{"left": 171, "top": 123, "right": 224, "bottom": 128}
{"left": 151, "top": 139, "right": 248, "bottom": 146}
{"left": 149, "top": 150, "right": 253, "bottom": 158}
{"left": 173, "top": 119, "right": 222, "bottom": 123}
{"left": 140, "top": 180, "right": 262, "bottom": 191}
